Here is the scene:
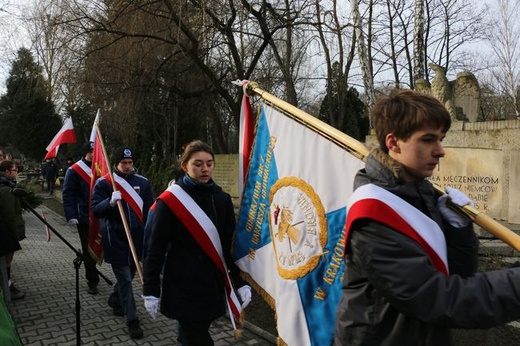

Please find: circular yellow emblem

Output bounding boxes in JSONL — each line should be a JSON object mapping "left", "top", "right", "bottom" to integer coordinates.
{"left": 269, "top": 176, "right": 327, "bottom": 280}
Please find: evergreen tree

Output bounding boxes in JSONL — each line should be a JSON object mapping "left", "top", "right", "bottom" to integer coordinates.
{"left": 0, "top": 48, "right": 62, "bottom": 160}
{"left": 319, "top": 62, "right": 367, "bottom": 141}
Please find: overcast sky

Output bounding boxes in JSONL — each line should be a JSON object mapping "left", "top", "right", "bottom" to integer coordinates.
{"left": 0, "top": 0, "right": 501, "bottom": 96}
{"left": 0, "top": 0, "right": 32, "bottom": 93}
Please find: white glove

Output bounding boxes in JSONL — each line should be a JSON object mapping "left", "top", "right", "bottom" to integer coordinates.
{"left": 68, "top": 218, "right": 79, "bottom": 225}
{"left": 438, "top": 186, "right": 474, "bottom": 228}
{"left": 109, "top": 191, "right": 122, "bottom": 207}
{"left": 142, "top": 295, "right": 159, "bottom": 320}
{"left": 237, "top": 285, "right": 252, "bottom": 309}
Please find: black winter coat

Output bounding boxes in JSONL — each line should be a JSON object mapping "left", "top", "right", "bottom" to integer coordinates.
{"left": 334, "top": 149, "right": 520, "bottom": 346}
{"left": 0, "top": 175, "right": 23, "bottom": 256}
{"left": 143, "top": 177, "right": 244, "bottom": 321}
{"left": 62, "top": 159, "right": 92, "bottom": 225}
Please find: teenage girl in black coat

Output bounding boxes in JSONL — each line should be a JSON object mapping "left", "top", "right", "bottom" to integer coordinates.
{"left": 143, "top": 140, "right": 251, "bottom": 345}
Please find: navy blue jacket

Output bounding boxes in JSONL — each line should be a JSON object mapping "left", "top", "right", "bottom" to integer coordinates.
{"left": 62, "top": 158, "right": 92, "bottom": 225}
{"left": 91, "top": 167, "right": 153, "bottom": 265}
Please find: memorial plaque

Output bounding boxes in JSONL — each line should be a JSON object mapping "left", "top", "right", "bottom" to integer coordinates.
{"left": 428, "top": 147, "right": 504, "bottom": 219}
{"left": 213, "top": 154, "right": 239, "bottom": 199}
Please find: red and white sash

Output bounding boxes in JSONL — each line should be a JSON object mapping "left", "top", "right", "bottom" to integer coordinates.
{"left": 159, "top": 184, "right": 242, "bottom": 330}
{"left": 346, "top": 183, "right": 449, "bottom": 275}
{"left": 71, "top": 160, "right": 92, "bottom": 185}
{"left": 105, "top": 173, "right": 144, "bottom": 222}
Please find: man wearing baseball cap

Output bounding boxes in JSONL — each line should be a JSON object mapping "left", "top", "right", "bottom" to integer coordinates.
{"left": 91, "top": 146, "right": 153, "bottom": 340}
{"left": 62, "top": 142, "right": 99, "bottom": 295}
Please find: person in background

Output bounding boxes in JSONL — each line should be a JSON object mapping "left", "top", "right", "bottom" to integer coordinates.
{"left": 334, "top": 89, "right": 520, "bottom": 345}
{"left": 91, "top": 147, "right": 153, "bottom": 340}
{"left": 0, "top": 160, "right": 25, "bottom": 302}
{"left": 142, "top": 140, "right": 251, "bottom": 346}
{"left": 41, "top": 159, "right": 59, "bottom": 195}
{"left": 59, "top": 158, "right": 74, "bottom": 177}
{"left": 62, "top": 143, "right": 99, "bottom": 295}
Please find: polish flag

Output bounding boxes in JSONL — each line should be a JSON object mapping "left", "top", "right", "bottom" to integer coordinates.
{"left": 44, "top": 117, "right": 76, "bottom": 160}
{"left": 238, "top": 80, "right": 254, "bottom": 197}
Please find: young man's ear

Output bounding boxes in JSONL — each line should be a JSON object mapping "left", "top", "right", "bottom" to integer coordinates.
{"left": 385, "top": 133, "right": 401, "bottom": 154}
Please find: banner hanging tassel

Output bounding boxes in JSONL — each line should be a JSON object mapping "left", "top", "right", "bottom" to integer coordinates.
{"left": 40, "top": 209, "right": 51, "bottom": 242}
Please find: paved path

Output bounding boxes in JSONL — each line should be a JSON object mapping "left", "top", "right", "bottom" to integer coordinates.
{"left": 9, "top": 201, "right": 276, "bottom": 346}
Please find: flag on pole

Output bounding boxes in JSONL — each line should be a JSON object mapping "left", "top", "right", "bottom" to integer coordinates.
{"left": 43, "top": 117, "right": 76, "bottom": 160}
{"left": 237, "top": 80, "right": 254, "bottom": 197}
{"left": 233, "top": 103, "right": 364, "bottom": 345}
{"left": 89, "top": 109, "right": 101, "bottom": 144}
{"left": 88, "top": 110, "right": 109, "bottom": 263}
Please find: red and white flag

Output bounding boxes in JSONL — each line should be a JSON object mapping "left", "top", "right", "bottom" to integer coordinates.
{"left": 44, "top": 117, "right": 76, "bottom": 160}
{"left": 237, "top": 80, "right": 254, "bottom": 197}
{"left": 89, "top": 109, "right": 101, "bottom": 143}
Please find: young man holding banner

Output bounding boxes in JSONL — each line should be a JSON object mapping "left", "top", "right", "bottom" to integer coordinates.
{"left": 92, "top": 147, "right": 153, "bottom": 340}
{"left": 334, "top": 89, "right": 520, "bottom": 345}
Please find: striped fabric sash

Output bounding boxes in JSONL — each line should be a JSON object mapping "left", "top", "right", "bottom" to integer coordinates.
{"left": 346, "top": 183, "right": 449, "bottom": 275}
{"left": 158, "top": 184, "right": 242, "bottom": 329}
{"left": 71, "top": 161, "right": 92, "bottom": 185}
{"left": 105, "top": 173, "right": 144, "bottom": 222}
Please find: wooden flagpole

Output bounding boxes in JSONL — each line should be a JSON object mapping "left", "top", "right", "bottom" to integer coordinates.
{"left": 245, "top": 82, "right": 520, "bottom": 252}
{"left": 95, "top": 123, "right": 144, "bottom": 284}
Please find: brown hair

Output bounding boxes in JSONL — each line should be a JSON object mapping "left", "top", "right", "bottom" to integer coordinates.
{"left": 179, "top": 140, "right": 215, "bottom": 167}
{"left": 0, "top": 160, "right": 15, "bottom": 172}
{"left": 371, "top": 89, "right": 451, "bottom": 153}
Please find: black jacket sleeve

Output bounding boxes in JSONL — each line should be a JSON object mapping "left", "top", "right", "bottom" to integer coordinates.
{"left": 350, "top": 220, "right": 520, "bottom": 328}
{"left": 142, "top": 200, "right": 174, "bottom": 298}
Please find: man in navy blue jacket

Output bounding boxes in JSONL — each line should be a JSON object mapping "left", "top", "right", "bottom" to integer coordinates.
{"left": 62, "top": 143, "right": 99, "bottom": 294}
{"left": 92, "top": 147, "right": 153, "bottom": 340}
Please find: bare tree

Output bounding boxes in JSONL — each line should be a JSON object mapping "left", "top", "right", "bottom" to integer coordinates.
{"left": 61, "top": 0, "right": 322, "bottom": 155}
{"left": 351, "top": 0, "right": 375, "bottom": 107}
{"left": 23, "top": 0, "right": 85, "bottom": 112}
{"left": 486, "top": 0, "right": 520, "bottom": 118}
{"left": 413, "top": 0, "right": 425, "bottom": 84}
{"left": 313, "top": 0, "right": 356, "bottom": 129}
{"left": 424, "top": 0, "right": 486, "bottom": 77}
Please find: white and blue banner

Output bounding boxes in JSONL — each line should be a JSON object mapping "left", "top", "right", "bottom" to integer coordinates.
{"left": 234, "top": 103, "right": 364, "bottom": 345}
